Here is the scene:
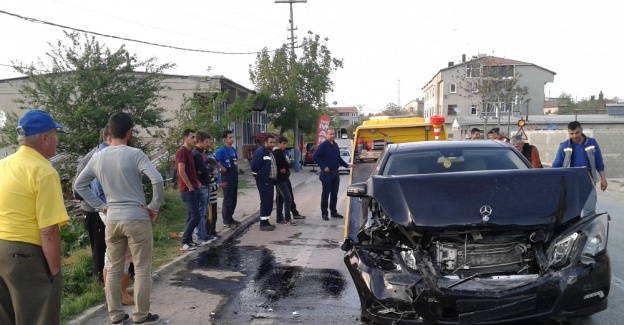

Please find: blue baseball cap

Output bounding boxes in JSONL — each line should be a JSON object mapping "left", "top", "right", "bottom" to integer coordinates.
{"left": 17, "top": 109, "right": 65, "bottom": 136}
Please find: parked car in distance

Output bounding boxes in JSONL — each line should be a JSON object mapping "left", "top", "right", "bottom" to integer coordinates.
{"left": 344, "top": 140, "right": 609, "bottom": 325}
{"left": 338, "top": 148, "right": 351, "bottom": 174}
{"left": 302, "top": 142, "right": 316, "bottom": 166}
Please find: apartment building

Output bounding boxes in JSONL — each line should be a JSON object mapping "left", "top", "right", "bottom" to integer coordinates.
{"left": 421, "top": 54, "right": 555, "bottom": 139}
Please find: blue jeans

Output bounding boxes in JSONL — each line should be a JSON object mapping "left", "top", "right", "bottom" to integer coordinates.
{"left": 319, "top": 170, "right": 340, "bottom": 216}
{"left": 194, "top": 187, "right": 210, "bottom": 241}
{"left": 180, "top": 190, "right": 202, "bottom": 245}
{"left": 276, "top": 181, "right": 292, "bottom": 222}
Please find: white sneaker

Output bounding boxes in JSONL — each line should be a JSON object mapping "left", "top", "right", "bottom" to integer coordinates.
{"left": 180, "top": 243, "right": 197, "bottom": 251}
{"left": 195, "top": 239, "right": 213, "bottom": 246}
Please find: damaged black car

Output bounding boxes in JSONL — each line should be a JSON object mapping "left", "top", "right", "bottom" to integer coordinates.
{"left": 343, "top": 140, "right": 610, "bottom": 324}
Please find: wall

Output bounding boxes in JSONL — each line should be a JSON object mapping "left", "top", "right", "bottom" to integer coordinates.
{"left": 527, "top": 129, "right": 624, "bottom": 178}
{"left": 515, "top": 66, "right": 554, "bottom": 116}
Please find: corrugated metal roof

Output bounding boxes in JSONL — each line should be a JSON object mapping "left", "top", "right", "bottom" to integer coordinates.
{"left": 332, "top": 106, "right": 359, "bottom": 113}
{"left": 453, "top": 114, "right": 624, "bottom": 126}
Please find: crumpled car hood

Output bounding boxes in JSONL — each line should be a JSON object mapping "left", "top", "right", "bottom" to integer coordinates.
{"left": 366, "top": 167, "right": 593, "bottom": 228}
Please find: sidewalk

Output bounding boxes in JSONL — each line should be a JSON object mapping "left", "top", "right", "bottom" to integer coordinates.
{"left": 68, "top": 161, "right": 319, "bottom": 324}
{"left": 607, "top": 178, "right": 624, "bottom": 192}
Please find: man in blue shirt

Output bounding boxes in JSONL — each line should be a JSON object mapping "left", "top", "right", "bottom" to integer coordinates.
{"left": 313, "top": 129, "right": 351, "bottom": 220}
{"left": 552, "top": 121, "right": 608, "bottom": 216}
{"left": 214, "top": 130, "right": 241, "bottom": 227}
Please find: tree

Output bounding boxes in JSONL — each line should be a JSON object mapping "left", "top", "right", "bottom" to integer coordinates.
{"left": 249, "top": 31, "right": 343, "bottom": 135}
{"left": 556, "top": 91, "right": 576, "bottom": 114}
{"left": 453, "top": 56, "right": 528, "bottom": 135}
{"left": 2, "top": 31, "right": 175, "bottom": 154}
{"left": 380, "top": 103, "right": 411, "bottom": 116}
{"left": 157, "top": 82, "right": 257, "bottom": 176}
{"left": 575, "top": 97, "right": 607, "bottom": 114}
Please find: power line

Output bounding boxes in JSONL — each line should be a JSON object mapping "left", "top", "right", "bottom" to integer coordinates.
{"left": 49, "top": 0, "right": 278, "bottom": 46}
{"left": 0, "top": 9, "right": 269, "bottom": 55}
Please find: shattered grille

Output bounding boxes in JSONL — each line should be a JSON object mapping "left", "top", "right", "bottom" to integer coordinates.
{"left": 433, "top": 240, "right": 532, "bottom": 276}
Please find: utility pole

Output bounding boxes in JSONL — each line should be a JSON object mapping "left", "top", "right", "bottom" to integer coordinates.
{"left": 276, "top": 0, "right": 306, "bottom": 172}
{"left": 397, "top": 79, "right": 401, "bottom": 108}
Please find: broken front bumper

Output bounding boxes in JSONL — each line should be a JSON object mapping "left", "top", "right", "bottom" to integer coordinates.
{"left": 344, "top": 246, "right": 610, "bottom": 325}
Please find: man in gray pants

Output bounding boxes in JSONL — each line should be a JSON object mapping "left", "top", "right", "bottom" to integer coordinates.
{"left": 76, "top": 112, "right": 163, "bottom": 325}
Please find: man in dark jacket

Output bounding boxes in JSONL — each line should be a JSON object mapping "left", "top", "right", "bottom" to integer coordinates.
{"left": 251, "top": 134, "right": 277, "bottom": 231}
{"left": 312, "top": 129, "right": 351, "bottom": 220}
{"left": 192, "top": 130, "right": 216, "bottom": 244}
{"left": 273, "top": 136, "right": 297, "bottom": 225}
{"left": 510, "top": 135, "right": 543, "bottom": 168}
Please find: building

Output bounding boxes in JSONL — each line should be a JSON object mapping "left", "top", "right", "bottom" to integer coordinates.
{"left": 332, "top": 106, "right": 359, "bottom": 126}
{"left": 422, "top": 54, "right": 555, "bottom": 139}
{"left": 544, "top": 101, "right": 564, "bottom": 115}
{"left": 403, "top": 98, "right": 424, "bottom": 116}
{"left": 0, "top": 74, "right": 267, "bottom": 160}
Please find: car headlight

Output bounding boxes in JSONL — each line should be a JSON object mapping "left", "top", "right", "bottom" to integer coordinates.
{"left": 548, "top": 214, "right": 610, "bottom": 268}
{"left": 581, "top": 214, "right": 609, "bottom": 257}
{"left": 549, "top": 233, "right": 579, "bottom": 268}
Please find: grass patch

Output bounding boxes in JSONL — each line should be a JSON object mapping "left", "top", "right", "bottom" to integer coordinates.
{"left": 152, "top": 188, "right": 188, "bottom": 268}
{"left": 238, "top": 178, "right": 251, "bottom": 189}
{"left": 61, "top": 248, "right": 105, "bottom": 322}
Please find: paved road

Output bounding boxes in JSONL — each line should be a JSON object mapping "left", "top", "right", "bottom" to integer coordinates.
{"left": 71, "top": 167, "right": 624, "bottom": 325}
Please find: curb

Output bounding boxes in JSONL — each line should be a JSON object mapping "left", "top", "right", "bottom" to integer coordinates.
{"left": 67, "top": 165, "right": 314, "bottom": 324}
{"left": 67, "top": 210, "right": 262, "bottom": 325}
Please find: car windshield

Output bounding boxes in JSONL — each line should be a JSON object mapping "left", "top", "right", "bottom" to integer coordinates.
{"left": 381, "top": 147, "right": 528, "bottom": 176}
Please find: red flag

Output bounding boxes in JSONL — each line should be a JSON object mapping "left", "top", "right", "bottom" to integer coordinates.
{"left": 315, "top": 114, "right": 331, "bottom": 146}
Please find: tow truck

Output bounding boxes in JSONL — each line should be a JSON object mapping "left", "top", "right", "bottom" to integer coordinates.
{"left": 343, "top": 115, "right": 447, "bottom": 244}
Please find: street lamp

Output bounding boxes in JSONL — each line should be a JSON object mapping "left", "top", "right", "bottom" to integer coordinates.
{"left": 275, "top": 0, "right": 306, "bottom": 172}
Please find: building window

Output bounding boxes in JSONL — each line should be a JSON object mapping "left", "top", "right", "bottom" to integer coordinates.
{"left": 450, "top": 84, "right": 457, "bottom": 93}
{"left": 471, "top": 105, "right": 477, "bottom": 115}
{"left": 447, "top": 105, "right": 457, "bottom": 116}
{"left": 466, "top": 63, "right": 481, "bottom": 78}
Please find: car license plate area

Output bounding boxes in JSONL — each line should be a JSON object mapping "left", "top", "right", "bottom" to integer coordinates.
{"left": 456, "top": 295, "right": 536, "bottom": 324}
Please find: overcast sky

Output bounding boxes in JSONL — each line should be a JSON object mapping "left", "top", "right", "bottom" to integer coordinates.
{"left": 1, "top": 0, "right": 621, "bottom": 114}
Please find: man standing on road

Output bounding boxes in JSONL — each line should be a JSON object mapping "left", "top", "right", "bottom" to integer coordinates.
{"left": 510, "top": 134, "right": 543, "bottom": 168}
{"left": 215, "top": 130, "right": 241, "bottom": 227}
{"left": 0, "top": 110, "right": 68, "bottom": 325}
{"left": 273, "top": 136, "right": 297, "bottom": 226}
{"left": 313, "top": 129, "right": 351, "bottom": 221}
{"left": 176, "top": 129, "right": 205, "bottom": 251}
{"left": 552, "top": 121, "right": 607, "bottom": 216}
{"left": 88, "top": 127, "right": 135, "bottom": 305}
{"left": 192, "top": 130, "right": 216, "bottom": 244}
{"left": 251, "top": 134, "right": 277, "bottom": 231}
{"left": 469, "top": 128, "right": 482, "bottom": 140}
{"left": 75, "top": 112, "right": 163, "bottom": 325}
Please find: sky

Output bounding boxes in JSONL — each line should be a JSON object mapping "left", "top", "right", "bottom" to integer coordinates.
{"left": 0, "top": 0, "right": 622, "bottom": 115}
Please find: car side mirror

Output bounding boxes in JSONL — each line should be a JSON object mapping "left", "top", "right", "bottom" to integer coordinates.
{"left": 347, "top": 182, "right": 367, "bottom": 197}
